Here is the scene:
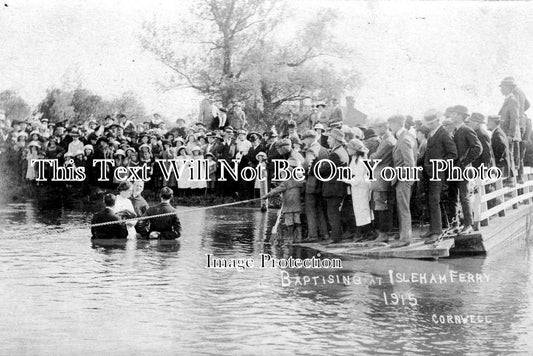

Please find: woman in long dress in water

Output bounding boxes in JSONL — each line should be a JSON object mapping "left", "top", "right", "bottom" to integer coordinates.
{"left": 114, "top": 181, "right": 137, "bottom": 237}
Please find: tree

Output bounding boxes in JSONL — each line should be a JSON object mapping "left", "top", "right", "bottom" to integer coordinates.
{"left": 141, "top": 1, "right": 357, "bottom": 128}
{"left": 107, "top": 91, "right": 147, "bottom": 122}
{"left": 71, "top": 88, "right": 107, "bottom": 123}
{"left": 38, "top": 88, "right": 75, "bottom": 124}
{"left": 0, "top": 90, "right": 31, "bottom": 122}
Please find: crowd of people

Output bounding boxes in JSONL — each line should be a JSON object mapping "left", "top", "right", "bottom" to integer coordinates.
{"left": 1, "top": 76, "right": 533, "bottom": 245}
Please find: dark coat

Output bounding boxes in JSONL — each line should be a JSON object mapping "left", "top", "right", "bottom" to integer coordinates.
{"left": 91, "top": 207, "right": 128, "bottom": 239}
{"left": 369, "top": 131, "right": 396, "bottom": 192}
{"left": 138, "top": 201, "right": 181, "bottom": 240}
{"left": 472, "top": 127, "right": 495, "bottom": 168}
{"left": 423, "top": 125, "right": 458, "bottom": 178}
{"left": 206, "top": 142, "right": 224, "bottom": 160}
{"left": 320, "top": 144, "right": 349, "bottom": 198}
{"left": 499, "top": 94, "right": 520, "bottom": 139}
{"left": 491, "top": 126, "right": 511, "bottom": 177}
{"left": 453, "top": 125, "right": 482, "bottom": 168}
{"left": 304, "top": 142, "right": 329, "bottom": 194}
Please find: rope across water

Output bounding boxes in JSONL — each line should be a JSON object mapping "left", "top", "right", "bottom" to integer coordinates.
{"left": 1, "top": 198, "right": 262, "bottom": 240}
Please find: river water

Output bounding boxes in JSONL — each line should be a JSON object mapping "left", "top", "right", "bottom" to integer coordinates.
{"left": 0, "top": 198, "right": 532, "bottom": 355}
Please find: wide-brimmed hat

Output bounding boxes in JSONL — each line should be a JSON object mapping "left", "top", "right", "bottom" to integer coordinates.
{"left": 176, "top": 145, "right": 188, "bottom": 155}
{"left": 224, "top": 126, "right": 234, "bottom": 134}
{"left": 499, "top": 76, "right": 516, "bottom": 87}
{"left": 125, "top": 146, "right": 136, "bottom": 154}
{"left": 69, "top": 128, "right": 80, "bottom": 137}
{"left": 114, "top": 149, "right": 125, "bottom": 156}
{"left": 301, "top": 129, "right": 317, "bottom": 139}
{"left": 84, "top": 144, "right": 94, "bottom": 151}
{"left": 255, "top": 151, "right": 267, "bottom": 160}
{"left": 346, "top": 138, "right": 368, "bottom": 154}
{"left": 313, "top": 123, "right": 325, "bottom": 131}
{"left": 246, "top": 132, "right": 260, "bottom": 140}
{"left": 324, "top": 128, "right": 346, "bottom": 143}
{"left": 27, "top": 141, "right": 40, "bottom": 149}
{"left": 328, "top": 121, "right": 342, "bottom": 129}
{"left": 191, "top": 145, "right": 202, "bottom": 153}
{"left": 204, "top": 152, "right": 215, "bottom": 159}
{"left": 236, "top": 129, "right": 247, "bottom": 135}
{"left": 138, "top": 143, "right": 151, "bottom": 151}
{"left": 275, "top": 138, "right": 292, "bottom": 148}
{"left": 29, "top": 130, "right": 40, "bottom": 137}
{"left": 469, "top": 112, "right": 486, "bottom": 124}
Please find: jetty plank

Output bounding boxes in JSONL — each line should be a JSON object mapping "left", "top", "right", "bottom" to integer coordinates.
{"left": 296, "top": 238, "right": 455, "bottom": 260}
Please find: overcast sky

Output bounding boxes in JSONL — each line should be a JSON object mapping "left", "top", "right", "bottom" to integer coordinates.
{"left": 1, "top": 0, "right": 533, "bottom": 121}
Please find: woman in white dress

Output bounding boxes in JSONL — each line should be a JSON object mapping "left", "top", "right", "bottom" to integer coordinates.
{"left": 114, "top": 181, "right": 137, "bottom": 235}
{"left": 176, "top": 146, "right": 191, "bottom": 197}
{"left": 189, "top": 146, "right": 207, "bottom": 194}
{"left": 340, "top": 138, "right": 373, "bottom": 239}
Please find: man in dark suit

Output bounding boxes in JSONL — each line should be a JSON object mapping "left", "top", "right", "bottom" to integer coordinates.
{"left": 319, "top": 128, "right": 349, "bottom": 244}
{"left": 91, "top": 194, "right": 129, "bottom": 239}
{"left": 302, "top": 130, "right": 330, "bottom": 242}
{"left": 422, "top": 110, "right": 458, "bottom": 244}
{"left": 468, "top": 113, "right": 495, "bottom": 169}
{"left": 369, "top": 120, "right": 396, "bottom": 242}
{"left": 448, "top": 105, "right": 482, "bottom": 234}
{"left": 499, "top": 77, "right": 521, "bottom": 181}
{"left": 488, "top": 115, "right": 512, "bottom": 178}
{"left": 388, "top": 115, "right": 418, "bottom": 248}
{"left": 137, "top": 187, "right": 181, "bottom": 240}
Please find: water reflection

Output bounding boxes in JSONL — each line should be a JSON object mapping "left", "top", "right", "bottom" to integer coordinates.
{"left": 0, "top": 198, "right": 532, "bottom": 355}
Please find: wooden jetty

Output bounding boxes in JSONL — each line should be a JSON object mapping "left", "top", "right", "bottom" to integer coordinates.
{"left": 296, "top": 238, "right": 455, "bottom": 260}
{"left": 297, "top": 167, "right": 533, "bottom": 260}
{"left": 451, "top": 167, "right": 533, "bottom": 254}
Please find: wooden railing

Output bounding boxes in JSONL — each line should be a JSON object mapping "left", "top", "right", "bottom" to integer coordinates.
{"left": 473, "top": 167, "right": 533, "bottom": 228}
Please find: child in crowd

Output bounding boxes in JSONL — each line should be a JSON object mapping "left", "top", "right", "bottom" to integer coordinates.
{"left": 262, "top": 158, "right": 304, "bottom": 245}
{"left": 176, "top": 146, "right": 191, "bottom": 197}
{"left": 205, "top": 152, "right": 217, "bottom": 195}
{"left": 255, "top": 152, "right": 269, "bottom": 212}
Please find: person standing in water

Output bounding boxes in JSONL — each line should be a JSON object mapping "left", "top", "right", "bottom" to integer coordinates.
{"left": 137, "top": 187, "right": 182, "bottom": 240}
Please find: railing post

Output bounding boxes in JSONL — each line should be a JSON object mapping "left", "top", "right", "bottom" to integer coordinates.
{"left": 473, "top": 177, "right": 487, "bottom": 229}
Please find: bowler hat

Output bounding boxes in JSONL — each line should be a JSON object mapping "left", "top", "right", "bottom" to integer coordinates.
{"left": 488, "top": 115, "right": 502, "bottom": 123}
{"left": 364, "top": 128, "right": 377, "bottom": 140}
{"left": 423, "top": 109, "right": 441, "bottom": 124}
{"left": 451, "top": 105, "right": 469, "bottom": 117}
{"left": 469, "top": 112, "right": 486, "bottom": 124}
{"left": 499, "top": 76, "right": 516, "bottom": 87}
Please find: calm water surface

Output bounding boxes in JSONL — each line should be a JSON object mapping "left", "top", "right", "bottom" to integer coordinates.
{"left": 1, "top": 197, "right": 533, "bottom": 355}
